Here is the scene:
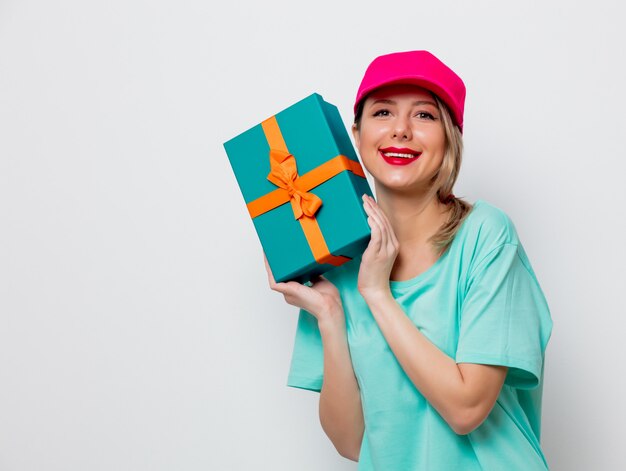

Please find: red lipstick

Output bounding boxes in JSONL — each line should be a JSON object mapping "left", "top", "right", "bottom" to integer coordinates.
{"left": 379, "top": 147, "right": 422, "bottom": 166}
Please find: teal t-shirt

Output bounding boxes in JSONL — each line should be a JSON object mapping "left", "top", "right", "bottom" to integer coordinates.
{"left": 287, "top": 199, "right": 554, "bottom": 470}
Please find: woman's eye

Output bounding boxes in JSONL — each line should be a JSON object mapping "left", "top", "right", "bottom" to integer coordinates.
{"left": 373, "top": 109, "right": 390, "bottom": 117}
{"left": 416, "top": 112, "right": 436, "bottom": 120}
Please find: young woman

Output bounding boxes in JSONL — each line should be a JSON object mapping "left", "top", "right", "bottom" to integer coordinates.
{"left": 264, "top": 50, "right": 553, "bottom": 470}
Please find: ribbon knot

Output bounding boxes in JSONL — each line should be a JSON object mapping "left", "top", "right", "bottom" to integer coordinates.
{"left": 267, "top": 149, "right": 322, "bottom": 220}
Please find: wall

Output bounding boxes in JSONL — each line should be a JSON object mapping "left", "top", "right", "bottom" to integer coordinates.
{"left": 1, "top": 0, "right": 624, "bottom": 469}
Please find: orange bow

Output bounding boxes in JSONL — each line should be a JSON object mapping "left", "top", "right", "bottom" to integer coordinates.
{"left": 266, "top": 149, "right": 322, "bottom": 220}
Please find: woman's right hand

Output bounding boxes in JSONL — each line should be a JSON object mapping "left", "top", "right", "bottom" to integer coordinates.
{"left": 263, "top": 252, "right": 344, "bottom": 327}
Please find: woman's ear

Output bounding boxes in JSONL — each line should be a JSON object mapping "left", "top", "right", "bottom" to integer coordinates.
{"left": 351, "top": 123, "right": 360, "bottom": 149}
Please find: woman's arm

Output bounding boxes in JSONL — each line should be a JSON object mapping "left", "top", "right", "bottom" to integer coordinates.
{"left": 318, "top": 308, "right": 364, "bottom": 461}
{"left": 357, "top": 195, "right": 507, "bottom": 435}
{"left": 263, "top": 254, "right": 363, "bottom": 459}
{"left": 362, "top": 290, "right": 507, "bottom": 435}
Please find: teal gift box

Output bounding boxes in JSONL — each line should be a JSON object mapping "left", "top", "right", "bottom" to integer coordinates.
{"left": 223, "top": 93, "right": 374, "bottom": 284}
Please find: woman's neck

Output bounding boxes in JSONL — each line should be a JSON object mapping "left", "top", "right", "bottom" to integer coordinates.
{"left": 374, "top": 186, "right": 449, "bottom": 248}
{"left": 374, "top": 186, "right": 451, "bottom": 281}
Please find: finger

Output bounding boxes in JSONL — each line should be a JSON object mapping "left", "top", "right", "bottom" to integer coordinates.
{"left": 271, "top": 279, "right": 308, "bottom": 302}
{"left": 273, "top": 280, "right": 298, "bottom": 295}
{"left": 365, "top": 197, "right": 388, "bottom": 250}
{"left": 368, "top": 196, "right": 398, "bottom": 251}
{"left": 364, "top": 199, "right": 383, "bottom": 252}
{"left": 263, "top": 252, "right": 276, "bottom": 285}
{"left": 264, "top": 253, "right": 295, "bottom": 294}
{"left": 371, "top": 197, "right": 398, "bottom": 249}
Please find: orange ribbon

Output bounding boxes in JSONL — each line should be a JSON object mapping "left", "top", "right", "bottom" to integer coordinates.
{"left": 266, "top": 148, "right": 322, "bottom": 220}
{"left": 246, "top": 116, "right": 366, "bottom": 267}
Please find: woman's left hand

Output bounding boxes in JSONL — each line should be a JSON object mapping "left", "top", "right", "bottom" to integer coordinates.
{"left": 357, "top": 194, "right": 400, "bottom": 299}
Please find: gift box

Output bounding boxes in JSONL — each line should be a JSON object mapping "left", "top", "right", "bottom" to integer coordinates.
{"left": 223, "top": 93, "right": 373, "bottom": 284}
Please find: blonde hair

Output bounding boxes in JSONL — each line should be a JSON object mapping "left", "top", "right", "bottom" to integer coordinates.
{"left": 427, "top": 94, "right": 473, "bottom": 255}
{"left": 353, "top": 92, "right": 473, "bottom": 256}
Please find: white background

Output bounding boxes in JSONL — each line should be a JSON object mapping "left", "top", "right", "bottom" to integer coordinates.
{"left": 1, "top": 0, "right": 625, "bottom": 469}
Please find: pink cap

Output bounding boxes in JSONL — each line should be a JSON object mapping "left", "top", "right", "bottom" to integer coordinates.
{"left": 354, "top": 50, "right": 466, "bottom": 133}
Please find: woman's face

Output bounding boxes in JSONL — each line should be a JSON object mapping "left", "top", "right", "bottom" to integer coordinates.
{"left": 352, "top": 84, "right": 446, "bottom": 195}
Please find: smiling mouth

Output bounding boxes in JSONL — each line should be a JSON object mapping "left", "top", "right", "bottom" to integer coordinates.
{"left": 379, "top": 147, "right": 422, "bottom": 160}
{"left": 380, "top": 151, "right": 421, "bottom": 159}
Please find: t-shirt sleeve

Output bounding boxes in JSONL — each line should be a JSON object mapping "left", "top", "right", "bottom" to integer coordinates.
{"left": 456, "top": 243, "right": 553, "bottom": 390}
{"left": 286, "top": 308, "right": 324, "bottom": 392}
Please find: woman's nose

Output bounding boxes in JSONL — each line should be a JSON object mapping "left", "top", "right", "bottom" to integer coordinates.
{"left": 391, "top": 116, "right": 412, "bottom": 140}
